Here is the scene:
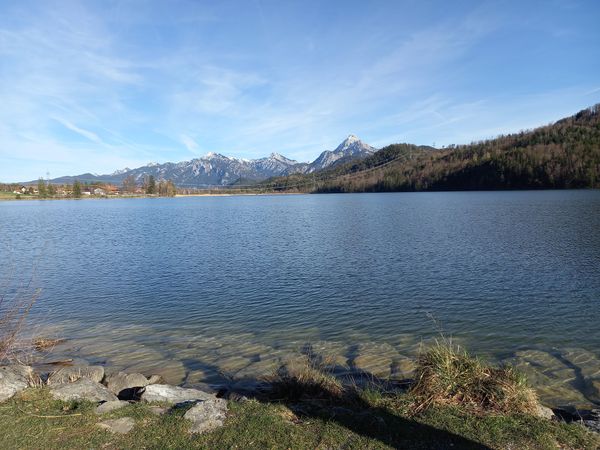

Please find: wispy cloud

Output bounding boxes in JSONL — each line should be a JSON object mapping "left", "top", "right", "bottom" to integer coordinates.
{"left": 180, "top": 134, "right": 200, "bottom": 154}
{"left": 53, "top": 117, "right": 102, "bottom": 143}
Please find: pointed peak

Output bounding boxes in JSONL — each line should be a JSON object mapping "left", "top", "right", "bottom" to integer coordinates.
{"left": 269, "top": 152, "right": 287, "bottom": 160}
{"left": 203, "top": 151, "right": 227, "bottom": 159}
{"left": 345, "top": 134, "right": 360, "bottom": 142}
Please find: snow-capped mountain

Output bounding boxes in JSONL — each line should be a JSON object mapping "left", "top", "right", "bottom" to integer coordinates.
{"left": 305, "top": 135, "right": 375, "bottom": 173}
{"left": 43, "top": 136, "right": 376, "bottom": 187}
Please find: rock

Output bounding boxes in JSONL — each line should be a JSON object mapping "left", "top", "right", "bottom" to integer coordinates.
{"left": 97, "top": 417, "right": 135, "bottom": 434}
{"left": 234, "top": 359, "right": 281, "bottom": 380}
{"left": 125, "top": 360, "right": 186, "bottom": 385}
{"left": 0, "top": 365, "right": 33, "bottom": 402}
{"left": 352, "top": 354, "right": 392, "bottom": 378}
{"left": 184, "top": 369, "right": 207, "bottom": 385}
{"left": 391, "top": 357, "right": 416, "bottom": 379}
{"left": 506, "top": 349, "right": 588, "bottom": 406}
{"left": 95, "top": 400, "right": 129, "bottom": 414}
{"left": 147, "top": 374, "right": 163, "bottom": 385}
{"left": 47, "top": 366, "right": 104, "bottom": 385}
{"left": 218, "top": 356, "right": 252, "bottom": 375}
{"left": 49, "top": 378, "right": 118, "bottom": 402}
{"left": 148, "top": 405, "right": 168, "bottom": 415}
{"left": 140, "top": 384, "right": 214, "bottom": 404}
{"left": 184, "top": 398, "right": 228, "bottom": 433}
{"left": 105, "top": 371, "right": 149, "bottom": 398}
{"left": 591, "top": 379, "right": 600, "bottom": 401}
{"left": 535, "top": 404, "right": 555, "bottom": 420}
{"left": 224, "top": 391, "right": 249, "bottom": 402}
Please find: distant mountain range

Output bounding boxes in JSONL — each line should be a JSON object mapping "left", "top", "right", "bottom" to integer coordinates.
{"left": 41, "top": 135, "right": 376, "bottom": 187}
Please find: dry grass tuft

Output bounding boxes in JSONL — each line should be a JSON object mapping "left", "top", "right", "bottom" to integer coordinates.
{"left": 0, "top": 289, "right": 40, "bottom": 362}
{"left": 32, "top": 337, "right": 65, "bottom": 351}
{"left": 266, "top": 361, "right": 344, "bottom": 402}
{"left": 409, "top": 339, "right": 539, "bottom": 415}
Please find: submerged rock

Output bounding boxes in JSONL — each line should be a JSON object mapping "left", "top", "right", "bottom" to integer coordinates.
{"left": 184, "top": 398, "right": 228, "bottom": 433}
{"left": 391, "top": 357, "right": 416, "bottom": 379}
{"left": 125, "top": 360, "right": 186, "bottom": 385}
{"left": 352, "top": 354, "right": 392, "bottom": 378}
{"left": 350, "top": 342, "right": 402, "bottom": 379}
{"left": 506, "top": 349, "right": 589, "bottom": 406}
{"left": 140, "top": 384, "right": 213, "bottom": 404}
{"left": 47, "top": 365, "right": 104, "bottom": 385}
{"left": 0, "top": 365, "right": 33, "bottom": 402}
{"left": 49, "top": 378, "right": 117, "bottom": 402}
{"left": 97, "top": 417, "right": 135, "bottom": 434}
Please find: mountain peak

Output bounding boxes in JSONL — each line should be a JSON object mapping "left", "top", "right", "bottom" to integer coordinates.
{"left": 269, "top": 152, "right": 290, "bottom": 162}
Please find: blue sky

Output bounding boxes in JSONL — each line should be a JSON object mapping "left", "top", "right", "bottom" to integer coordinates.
{"left": 1, "top": 0, "right": 599, "bottom": 182}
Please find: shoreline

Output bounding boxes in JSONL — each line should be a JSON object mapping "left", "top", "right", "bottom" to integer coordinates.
{"left": 1, "top": 351, "right": 598, "bottom": 448}
{"left": 0, "top": 191, "right": 306, "bottom": 202}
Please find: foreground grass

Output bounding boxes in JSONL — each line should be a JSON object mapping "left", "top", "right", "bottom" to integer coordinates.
{"left": 0, "top": 387, "right": 597, "bottom": 450}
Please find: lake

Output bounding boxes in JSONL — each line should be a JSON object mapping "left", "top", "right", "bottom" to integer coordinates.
{"left": 1, "top": 191, "right": 599, "bottom": 407}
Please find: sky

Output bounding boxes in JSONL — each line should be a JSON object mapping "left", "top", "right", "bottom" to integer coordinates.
{"left": 1, "top": 0, "right": 599, "bottom": 182}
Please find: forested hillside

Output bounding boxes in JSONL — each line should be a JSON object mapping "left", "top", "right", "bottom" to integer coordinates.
{"left": 264, "top": 105, "right": 600, "bottom": 193}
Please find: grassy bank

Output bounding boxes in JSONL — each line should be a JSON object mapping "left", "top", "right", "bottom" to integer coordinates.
{"left": 0, "top": 387, "right": 597, "bottom": 450}
{"left": 1, "top": 341, "right": 598, "bottom": 449}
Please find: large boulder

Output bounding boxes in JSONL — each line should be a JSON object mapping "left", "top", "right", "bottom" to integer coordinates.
{"left": 47, "top": 366, "right": 105, "bottom": 385}
{"left": 105, "top": 371, "right": 149, "bottom": 398}
{"left": 49, "top": 378, "right": 117, "bottom": 402}
{"left": 140, "top": 384, "right": 213, "bottom": 404}
{"left": 184, "top": 398, "right": 228, "bottom": 433}
{"left": 0, "top": 365, "right": 33, "bottom": 402}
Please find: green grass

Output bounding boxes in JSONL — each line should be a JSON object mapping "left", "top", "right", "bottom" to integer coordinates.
{"left": 0, "top": 387, "right": 597, "bottom": 450}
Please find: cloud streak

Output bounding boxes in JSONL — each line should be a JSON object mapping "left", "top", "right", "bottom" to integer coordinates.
{"left": 0, "top": 0, "right": 599, "bottom": 181}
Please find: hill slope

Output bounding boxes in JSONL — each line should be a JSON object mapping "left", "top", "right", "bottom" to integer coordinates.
{"left": 264, "top": 105, "right": 600, "bottom": 193}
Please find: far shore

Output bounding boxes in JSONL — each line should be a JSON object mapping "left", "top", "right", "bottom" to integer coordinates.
{"left": 0, "top": 191, "right": 306, "bottom": 202}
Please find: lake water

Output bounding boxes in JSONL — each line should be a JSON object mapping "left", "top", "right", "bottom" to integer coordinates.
{"left": 1, "top": 191, "right": 599, "bottom": 407}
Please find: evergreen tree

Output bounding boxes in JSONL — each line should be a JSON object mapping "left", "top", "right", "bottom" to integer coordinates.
{"left": 73, "top": 180, "right": 82, "bottom": 198}
{"left": 145, "top": 175, "right": 156, "bottom": 195}
{"left": 37, "top": 178, "right": 47, "bottom": 198}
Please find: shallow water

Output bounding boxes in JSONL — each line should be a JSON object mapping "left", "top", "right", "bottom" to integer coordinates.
{"left": 1, "top": 191, "right": 599, "bottom": 407}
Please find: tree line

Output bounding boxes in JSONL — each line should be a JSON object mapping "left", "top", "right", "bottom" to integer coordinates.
{"left": 3, "top": 176, "right": 177, "bottom": 199}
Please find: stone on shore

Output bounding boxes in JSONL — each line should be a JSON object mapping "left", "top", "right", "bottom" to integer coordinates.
{"left": 105, "top": 371, "right": 149, "bottom": 397}
{"left": 0, "top": 365, "right": 33, "bottom": 402}
{"left": 148, "top": 405, "right": 168, "bottom": 415}
{"left": 97, "top": 417, "right": 135, "bottom": 434}
{"left": 184, "top": 398, "right": 228, "bottom": 433}
{"left": 140, "top": 384, "right": 213, "bottom": 404}
{"left": 47, "top": 365, "right": 105, "bottom": 385}
{"left": 95, "top": 400, "right": 129, "bottom": 414}
{"left": 535, "top": 404, "right": 555, "bottom": 420}
{"left": 49, "top": 378, "right": 118, "bottom": 402}
{"left": 147, "top": 374, "right": 163, "bottom": 385}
